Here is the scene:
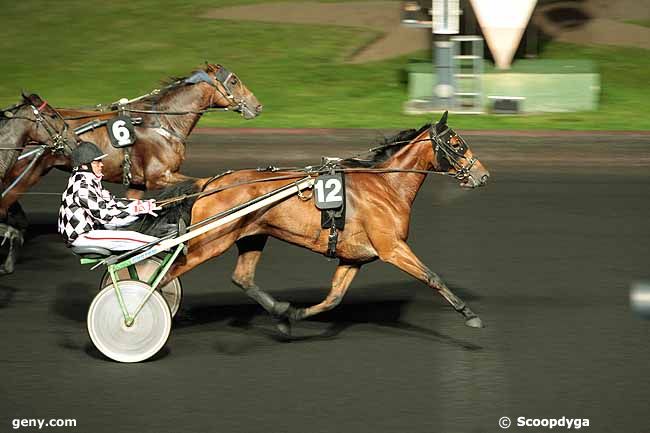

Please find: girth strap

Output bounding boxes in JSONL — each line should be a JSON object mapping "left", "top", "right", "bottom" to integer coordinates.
{"left": 326, "top": 223, "right": 338, "bottom": 258}
{"left": 122, "top": 147, "right": 133, "bottom": 186}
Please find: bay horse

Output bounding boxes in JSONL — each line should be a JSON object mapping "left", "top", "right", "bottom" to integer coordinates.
{"left": 0, "top": 63, "right": 260, "bottom": 274}
{"left": 156, "top": 112, "right": 489, "bottom": 333}
{"left": 1, "top": 63, "right": 261, "bottom": 223}
{"left": 0, "top": 93, "right": 79, "bottom": 273}
{"left": 1, "top": 93, "right": 77, "bottom": 186}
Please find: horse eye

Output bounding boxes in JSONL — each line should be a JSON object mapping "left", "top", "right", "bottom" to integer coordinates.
{"left": 231, "top": 78, "right": 238, "bottom": 86}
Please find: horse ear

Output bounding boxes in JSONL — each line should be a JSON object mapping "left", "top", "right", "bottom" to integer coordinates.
{"left": 21, "top": 91, "right": 40, "bottom": 105}
{"left": 439, "top": 110, "right": 448, "bottom": 125}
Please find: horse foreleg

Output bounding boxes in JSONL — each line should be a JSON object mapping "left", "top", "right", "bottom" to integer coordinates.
{"left": 231, "top": 235, "right": 291, "bottom": 318}
{"left": 6, "top": 202, "right": 28, "bottom": 231}
{"left": 1, "top": 154, "right": 58, "bottom": 222}
{"left": 288, "top": 262, "right": 360, "bottom": 321}
{"left": 380, "top": 241, "right": 483, "bottom": 328}
{"left": 0, "top": 224, "right": 24, "bottom": 275}
{"left": 0, "top": 158, "right": 51, "bottom": 273}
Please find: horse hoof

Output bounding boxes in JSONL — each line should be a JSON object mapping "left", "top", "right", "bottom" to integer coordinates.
{"left": 275, "top": 317, "right": 292, "bottom": 336}
{"left": 465, "top": 317, "right": 483, "bottom": 328}
{"left": 272, "top": 301, "right": 290, "bottom": 317}
{"left": 1, "top": 257, "right": 15, "bottom": 275}
{"left": 285, "top": 306, "right": 306, "bottom": 322}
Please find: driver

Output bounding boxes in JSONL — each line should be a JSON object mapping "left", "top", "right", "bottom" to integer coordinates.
{"left": 58, "top": 141, "right": 161, "bottom": 251}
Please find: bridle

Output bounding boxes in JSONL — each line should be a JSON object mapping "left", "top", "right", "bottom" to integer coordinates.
{"left": 2, "top": 101, "right": 77, "bottom": 155}
{"left": 1, "top": 100, "right": 78, "bottom": 198}
{"left": 190, "top": 66, "right": 254, "bottom": 118}
{"left": 429, "top": 125, "right": 479, "bottom": 182}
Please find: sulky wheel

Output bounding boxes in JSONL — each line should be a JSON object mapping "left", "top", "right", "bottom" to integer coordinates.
{"left": 87, "top": 280, "right": 172, "bottom": 363}
{"left": 100, "top": 257, "right": 182, "bottom": 317}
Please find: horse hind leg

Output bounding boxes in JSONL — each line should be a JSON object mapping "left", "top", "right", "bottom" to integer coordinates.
{"left": 231, "top": 235, "right": 292, "bottom": 322}
{"left": 165, "top": 228, "right": 240, "bottom": 282}
{"left": 287, "top": 262, "right": 360, "bottom": 321}
{"left": 380, "top": 241, "right": 483, "bottom": 328}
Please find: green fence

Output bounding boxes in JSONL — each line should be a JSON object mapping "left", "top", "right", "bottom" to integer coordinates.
{"left": 407, "top": 59, "right": 600, "bottom": 113}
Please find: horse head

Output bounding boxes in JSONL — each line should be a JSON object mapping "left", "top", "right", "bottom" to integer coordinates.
{"left": 429, "top": 111, "right": 489, "bottom": 188}
{"left": 198, "top": 63, "right": 262, "bottom": 120}
{"left": 14, "top": 92, "right": 78, "bottom": 152}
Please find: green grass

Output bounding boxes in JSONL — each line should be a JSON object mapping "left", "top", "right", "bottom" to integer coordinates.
{"left": 1, "top": 0, "right": 649, "bottom": 130}
{"left": 625, "top": 19, "right": 650, "bottom": 28}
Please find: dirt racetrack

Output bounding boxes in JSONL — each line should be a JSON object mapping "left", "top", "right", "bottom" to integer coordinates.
{"left": 1, "top": 130, "right": 649, "bottom": 433}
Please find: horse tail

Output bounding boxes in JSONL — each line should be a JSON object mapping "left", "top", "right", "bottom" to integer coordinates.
{"left": 120, "top": 179, "right": 202, "bottom": 237}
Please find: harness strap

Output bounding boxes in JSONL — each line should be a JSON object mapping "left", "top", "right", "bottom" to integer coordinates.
{"left": 326, "top": 224, "right": 338, "bottom": 258}
{"left": 122, "top": 147, "right": 133, "bottom": 186}
{"left": 156, "top": 173, "right": 307, "bottom": 206}
{"left": 156, "top": 167, "right": 455, "bottom": 207}
{"left": 1, "top": 103, "right": 76, "bottom": 198}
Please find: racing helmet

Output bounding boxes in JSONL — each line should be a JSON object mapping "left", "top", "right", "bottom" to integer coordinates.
{"left": 71, "top": 141, "right": 107, "bottom": 167}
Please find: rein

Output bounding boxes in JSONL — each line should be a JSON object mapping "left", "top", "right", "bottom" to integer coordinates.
{"left": 63, "top": 107, "right": 231, "bottom": 120}
{"left": 63, "top": 65, "right": 247, "bottom": 121}
{"left": 1, "top": 101, "right": 77, "bottom": 198}
{"left": 156, "top": 173, "right": 308, "bottom": 206}
{"left": 1, "top": 102, "right": 75, "bottom": 154}
{"left": 156, "top": 166, "right": 455, "bottom": 207}
{"left": 154, "top": 129, "right": 471, "bottom": 207}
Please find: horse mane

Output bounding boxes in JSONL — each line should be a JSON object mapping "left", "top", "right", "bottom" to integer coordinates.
{"left": 135, "top": 65, "right": 210, "bottom": 106}
{"left": 340, "top": 123, "right": 432, "bottom": 168}
{"left": 134, "top": 77, "right": 186, "bottom": 106}
{"left": 0, "top": 114, "right": 7, "bottom": 130}
{"left": 0, "top": 96, "right": 31, "bottom": 128}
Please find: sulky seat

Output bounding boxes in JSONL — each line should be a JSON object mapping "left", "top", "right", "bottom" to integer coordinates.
{"left": 70, "top": 246, "right": 113, "bottom": 259}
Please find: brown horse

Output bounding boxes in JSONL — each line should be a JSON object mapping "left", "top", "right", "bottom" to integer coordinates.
{"left": 159, "top": 113, "right": 489, "bottom": 333}
{"left": 1, "top": 93, "right": 77, "bottom": 184}
{"left": 0, "top": 64, "right": 260, "bottom": 274}
{"left": 1, "top": 63, "right": 261, "bottom": 224}
{"left": 0, "top": 93, "right": 79, "bottom": 273}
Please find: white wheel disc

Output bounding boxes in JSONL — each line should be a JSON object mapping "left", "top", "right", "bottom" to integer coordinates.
{"left": 100, "top": 257, "right": 182, "bottom": 317}
{"left": 87, "top": 280, "right": 171, "bottom": 363}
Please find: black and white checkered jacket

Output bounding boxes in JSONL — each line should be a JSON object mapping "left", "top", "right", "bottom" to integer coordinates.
{"left": 58, "top": 169, "right": 137, "bottom": 244}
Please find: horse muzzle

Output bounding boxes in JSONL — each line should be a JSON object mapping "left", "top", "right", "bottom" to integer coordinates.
{"left": 238, "top": 100, "right": 263, "bottom": 120}
{"left": 459, "top": 161, "right": 489, "bottom": 189}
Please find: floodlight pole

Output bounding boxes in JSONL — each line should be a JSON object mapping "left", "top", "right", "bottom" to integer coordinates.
{"left": 432, "top": 0, "right": 459, "bottom": 109}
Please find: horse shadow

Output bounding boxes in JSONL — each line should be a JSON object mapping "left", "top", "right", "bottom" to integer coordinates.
{"left": 0, "top": 284, "right": 17, "bottom": 308}
{"left": 52, "top": 280, "right": 96, "bottom": 323}
{"left": 175, "top": 280, "right": 483, "bottom": 351}
{"left": 51, "top": 279, "right": 483, "bottom": 354}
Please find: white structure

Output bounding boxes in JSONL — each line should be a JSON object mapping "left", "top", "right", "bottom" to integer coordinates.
{"left": 469, "top": 0, "right": 537, "bottom": 69}
{"left": 432, "top": 0, "right": 460, "bottom": 34}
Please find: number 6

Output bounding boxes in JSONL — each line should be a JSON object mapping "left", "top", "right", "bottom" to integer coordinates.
{"left": 112, "top": 120, "right": 131, "bottom": 146}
